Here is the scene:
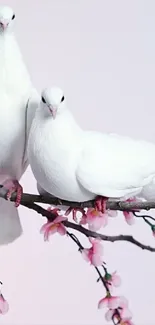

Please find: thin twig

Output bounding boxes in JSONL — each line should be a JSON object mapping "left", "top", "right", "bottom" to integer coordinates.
{"left": 133, "top": 212, "right": 155, "bottom": 222}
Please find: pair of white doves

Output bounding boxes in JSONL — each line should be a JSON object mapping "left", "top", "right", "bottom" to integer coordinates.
{"left": 1, "top": 5, "right": 155, "bottom": 246}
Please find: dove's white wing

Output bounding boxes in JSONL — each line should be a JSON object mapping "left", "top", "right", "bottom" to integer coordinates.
{"left": 22, "top": 88, "right": 40, "bottom": 171}
{"left": 76, "top": 133, "right": 155, "bottom": 198}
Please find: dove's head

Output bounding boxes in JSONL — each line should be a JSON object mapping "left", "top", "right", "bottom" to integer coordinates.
{"left": 41, "top": 87, "right": 66, "bottom": 119}
{"left": 0, "top": 6, "right": 15, "bottom": 34}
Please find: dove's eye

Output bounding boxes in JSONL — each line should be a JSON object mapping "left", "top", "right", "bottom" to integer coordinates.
{"left": 61, "top": 96, "right": 64, "bottom": 102}
{"left": 41, "top": 97, "right": 46, "bottom": 104}
{"left": 12, "top": 14, "right": 15, "bottom": 20}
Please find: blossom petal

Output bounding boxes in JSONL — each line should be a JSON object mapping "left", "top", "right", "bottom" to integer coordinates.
{"left": 105, "top": 309, "right": 114, "bottom": 321}
{"left": 120, "top": 307, "right": 132, "bottom": 320}
{"left": 57, "top": 224, "right": 66, "bottom": 236}
{"left": 91, "top": 253, "right": 103, "bottom": 266}
{"left": 54, "top": 216, "right": 67, "bottom": 224}
{"left": 93, "top": 242, "right": 104, "bottom": 256}
{"left": 108, "top": 296, "right": 120, "bottom": 309}
{"left": 79, "top": 214, "right": 87, "bottom": 225}
{"left": 111, "top": 272, "right": 121, "bottom": 287}
{"left": 119, "top": 296, "right": 129, "bottom": 308}
{"left": 86, "top": 209, "right": 108, "bottom": 230}
{"left": 82, "top": 249, "right": 90, "bottom": 262}
{"left": 88, "top": 217, "right": 103, "bottom": 231}
{"left": 101, "top": 213, "right": 109, "bottom": 227}
{"left": 123, "top": 211, "right": 135, "bottom": 225}
{"left": 0, "top": 295, "right": 9, "bottom": 314}
{"left": 98, "top": 297, "right": 108, "bottom": 309}
{"left": 40, "top": 222, "right": 50, "bottom": 234}
{"left": 43, "top": 226, "right": 57, "bottom": 241}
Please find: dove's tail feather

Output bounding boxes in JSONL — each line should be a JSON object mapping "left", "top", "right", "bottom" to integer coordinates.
{"left": 0, "top": 198, "right": 22, "bottom": 245}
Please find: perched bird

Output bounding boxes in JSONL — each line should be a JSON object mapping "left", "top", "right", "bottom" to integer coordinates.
{"left": 0, "top": 5, "right": 39, "bottom": 245}
{"left": 28, "top": 86, "right": 155, "bottom": 212}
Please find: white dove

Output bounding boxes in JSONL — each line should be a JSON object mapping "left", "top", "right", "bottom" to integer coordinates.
{"left": 0, "top": 5, "right": 39, "bottom": 245}
{"left": 28, "top": 86, "right": 155, "bottom": 215}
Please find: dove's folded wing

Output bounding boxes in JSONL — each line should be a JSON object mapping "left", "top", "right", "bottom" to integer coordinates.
{"left": 76, "top": 133, "right": 155, "bottom": 198}
{"left": 22, "top": 88, "right": 40, "bottom": 171}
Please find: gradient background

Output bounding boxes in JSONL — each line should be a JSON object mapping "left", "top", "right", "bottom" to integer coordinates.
{"left": 1, "top": 0, "right": 155, "bottom": 324}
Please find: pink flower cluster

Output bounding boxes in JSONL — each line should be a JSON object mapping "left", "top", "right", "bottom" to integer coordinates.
{"left": 41, "top": 196, "right": 143, "bottom": 241}
{"left": 98, "top": 276, "right": 134, "bottom": 324}
{"left": 66, "top": 197, "right": 142, "bottom": 231}
{"left": 81, "top": 237, "right": 134, "bottom": 324}
{"left": 99, "top": 294, "right": 134, "bottom": 324}
{"left": 40, "top": 206, "right": 135, "bottom": 325}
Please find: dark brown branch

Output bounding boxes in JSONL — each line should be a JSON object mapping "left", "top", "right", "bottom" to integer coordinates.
{"left": 0, "top": 186, "right": 155, "bottom": 252}
{"left": 0, "top": 185, "right": 155, "bottom": 211}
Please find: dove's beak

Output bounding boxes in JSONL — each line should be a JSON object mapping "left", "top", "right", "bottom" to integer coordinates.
{"left": 0, "top": 22, "right": 9, "bottom": 30}
{"left": 48, "top": 105, "right": 57, "bottom": 119}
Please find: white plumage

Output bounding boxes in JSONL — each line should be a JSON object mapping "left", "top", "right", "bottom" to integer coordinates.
{"left": 0, "top": 5, "right": 39, "bottom": 245}
{"left": 28, "top": 86, "right": 155, "bottom": 204}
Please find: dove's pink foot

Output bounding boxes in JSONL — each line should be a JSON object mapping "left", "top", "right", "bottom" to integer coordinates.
{"left": 95, "top": 196, "right": 108, "bottom": 213}
{"left": 3, "top": 180, "right": 23, "bottom": 208}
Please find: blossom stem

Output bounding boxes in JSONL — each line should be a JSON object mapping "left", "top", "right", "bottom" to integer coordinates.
{"left": 94, "top": 266, "right": 110, "bottom": 294}
{"left": 66, "top": 231, "right": 83, "bottom": 250}
{"left": 133, "top": 212, "right": 155, "bottom": 222}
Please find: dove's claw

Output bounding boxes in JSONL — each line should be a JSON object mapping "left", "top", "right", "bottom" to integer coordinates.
{"left": 95, "top": 196, "right": 108, "bottom": 213}
{"left": 3, "top": 180, "right": 23, "bottom": 207}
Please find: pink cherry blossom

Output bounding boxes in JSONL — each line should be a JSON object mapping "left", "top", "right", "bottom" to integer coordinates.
{"left": 105, "top": 271, "right": 121, "bottom": 289}
{"left": 98, "top": 294, "right": 129, "bottom": 310}
{"left": 98, "top": 295, "right": 121, "bottom": 309}
{"left": 122, "top": 197, "right": 141, "bottom": 225}
{"left": 85, "top": 208, "right": 108, "bottom": 231}
{"left": 82, "top": 238, "right": 103, "bottom": 266}
{"left": 40, "top": 215, "right": 67, "bottom": 241}
{"left": 0, "top": 293, "right": 9, "bottom": 314}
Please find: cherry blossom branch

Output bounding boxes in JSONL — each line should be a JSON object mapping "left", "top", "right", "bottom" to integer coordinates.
{"left": 66, "top": 231, "right": 122, "bottom": 325}
{"left": 0, "top": 186, "right": 155, "bottom": 252}
{"left": 12, "top": 199, "right": 155, "bottom": 252}
{"left": 1, "top": 185, "right": 155, "bottom": 211}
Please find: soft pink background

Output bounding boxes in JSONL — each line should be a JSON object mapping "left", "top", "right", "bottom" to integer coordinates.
{"left": 1, "top": 0, "right": 155, "bottom": 324}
